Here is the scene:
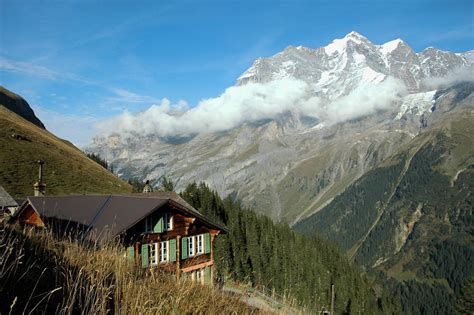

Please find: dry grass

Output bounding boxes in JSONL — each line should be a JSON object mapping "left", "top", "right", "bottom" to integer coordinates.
{"left": 0, "top": 222, "right": 262, "bottom": 314}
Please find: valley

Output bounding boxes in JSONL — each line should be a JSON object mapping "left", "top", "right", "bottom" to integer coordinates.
{"left": 1, "top": 28, "right": 472, "bottom": 314}
{"left": 86, "top": 32, "right": 473, "bottom": 313}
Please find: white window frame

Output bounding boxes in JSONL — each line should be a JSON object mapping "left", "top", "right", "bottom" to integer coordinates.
{"left": 196, "top": 234, "right": 204, "bottom": 255}
{"left": 188, "top": 236, "right": 195, "bottom": 257}
{"left": 164, "top": 213, "right": 173, "bottom": 231}
{"left": 149, "top": 243, "right": 159, "bottom": 266}
{"left": 159, "top": 240, "right": 169, "bottom": 263}
{"left": 194, "top": 268, "right": 204, "bottom": 284}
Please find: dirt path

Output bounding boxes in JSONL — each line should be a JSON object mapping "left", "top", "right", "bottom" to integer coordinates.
{"left": 222, "top": 285, "right": 301, "bottom": 314}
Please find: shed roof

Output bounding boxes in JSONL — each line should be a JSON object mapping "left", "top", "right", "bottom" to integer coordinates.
{"left": 16, "top": 192, "right": 227, "bottom": 242}
{"left": 0, "top": 185, "right": 18, "bottom": 208}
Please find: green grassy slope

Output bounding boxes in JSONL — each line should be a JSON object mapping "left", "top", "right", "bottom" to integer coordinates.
{"left": 0, "top": 105, "right": 132, "bottom": 198}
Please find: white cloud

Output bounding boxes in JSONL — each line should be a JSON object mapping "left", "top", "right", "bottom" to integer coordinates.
{"left": 107, "top": 88, "right": 163, "bottom": 104}
{"left": 325, "top": 77, "right": 406, "bottom": 123}
{"left": 421, "top": 65, "right": 474, "bottom": 89}
{"left": 0, "top": 56, "right": 94, "bottom": 84}
{"left": 95, "top": 77, "right": 407, "bottom": 139}
{"left": 0, "top": 57, "right": 58, "bottom": 80}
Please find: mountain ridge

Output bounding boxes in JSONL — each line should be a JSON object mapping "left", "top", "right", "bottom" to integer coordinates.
{"left": 88, "top": 32, "right": 473, "bottom": 225}
{"left": 237, "top": 31, "right": 470, "bottom": 94}
{"left": 0, "top": 86, "right": 45, "bottom": 129}
{"left": 294, "top": 82, "right": 474, "bottom": 313}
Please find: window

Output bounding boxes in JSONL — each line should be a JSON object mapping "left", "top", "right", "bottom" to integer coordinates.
{"left": 159, "top": 241, "right": 169, "bottom": 263}
{"left": 188, "top": 236, "right": 195, "bottom": 257}
{"left": 144, "top": 217, "right": 152, "bottom": 232}
{"left": 195, "top": 268, "right": 204, "bottom": 284}
{"left": 190, "top": 269, "right": 205, "bottom": 284}
{"left": 187, "top": 235, "right": 204, "bottom": 257}
{"left": 149, "top": 243, "right": 159, "bottom": 266}
{"left": 196, "top": 234, "right": 204, "bottom": 254}
{"left": 164, "top": 213, "right": 173, "bottom": 231}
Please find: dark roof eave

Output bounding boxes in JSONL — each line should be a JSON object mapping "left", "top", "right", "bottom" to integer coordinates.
{"left": 167, "top": 199, "right": 229, "bottom": 234}
{"left": 11, "top": 195, "right": 229, "bottom": 235}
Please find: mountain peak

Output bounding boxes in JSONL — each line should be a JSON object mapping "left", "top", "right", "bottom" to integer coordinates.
{"left": 379, "top": 38, "right": 405, "bottom": 55}
{"left": 344, "top": 31, "right": 367, "bottom": 39}
{"left": 236, "top": 32, "right": 469, "bottom": 92}
{"left": 324, "top": 31, "right": 370, "bottom": 55}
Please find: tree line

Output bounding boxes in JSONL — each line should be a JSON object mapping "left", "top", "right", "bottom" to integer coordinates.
{"left": 179, "top": 182, "right": 399, "bottom": 314}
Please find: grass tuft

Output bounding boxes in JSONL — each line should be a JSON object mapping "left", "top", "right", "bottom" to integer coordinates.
{"left": 0, "top": 222, "right": 262, "bottom": 314}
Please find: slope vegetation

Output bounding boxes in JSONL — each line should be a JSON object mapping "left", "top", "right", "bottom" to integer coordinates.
{"left": 294, "top": 93, "right": 474, "bottom": 313}
{"left": 0, "top": 223, "right": 257, "bottom": 314}
{"left": 0, "top": 105, "right": 132, "bottom": 198}
{"left": 180, "top": 182, "right": 400, "bottom": 314}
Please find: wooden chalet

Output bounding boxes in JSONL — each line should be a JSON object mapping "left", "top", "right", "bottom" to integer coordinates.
{"left": 11, "top": 192, "right": 227, "bottom": 285}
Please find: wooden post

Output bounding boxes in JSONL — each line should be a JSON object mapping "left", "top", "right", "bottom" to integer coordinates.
{"left": 210, "top": 233, "right": 215, "bottom": 285}
{"left": 176, "top": 235, "right": 181, "bottom": 279}
{"left": 135, "top": 242, "right": 139, "bottom": 265}
{"left": 210, "top": 233, "right": 215, "bottom": 262}
{"left": 330, "top": 284, "right": 335, "bottom": 315}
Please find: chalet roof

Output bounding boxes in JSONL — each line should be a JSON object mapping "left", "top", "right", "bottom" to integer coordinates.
{"left": 15, "top": 192, "right": 227, "bottom": 242}
{"left": 0, "top": 185, "right": 18, "bottom": 208}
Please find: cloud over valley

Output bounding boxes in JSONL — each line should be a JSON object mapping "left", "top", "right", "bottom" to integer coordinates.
{"left": 95, "top": 77, "right": 407, "bottom": 139}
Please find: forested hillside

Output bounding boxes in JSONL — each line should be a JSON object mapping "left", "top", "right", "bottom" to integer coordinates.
{"left": 179, "top": 182, "right": 400, "bottom": 314}
{"left": 294, "top": 111, "right": 474, "bottom": 313}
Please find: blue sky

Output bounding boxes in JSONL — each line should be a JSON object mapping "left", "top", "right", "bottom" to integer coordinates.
{"left": 1, "top": 0, "right": 473, "bottom": 145}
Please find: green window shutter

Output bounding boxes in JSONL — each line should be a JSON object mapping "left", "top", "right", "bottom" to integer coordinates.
{"left": 204, "top": 233, "right": 211, "bottom": 254}
{"left": 169, "top": 239, "right": 177, "bottom": 262}
{"left": 141, "top": 244, "right": 149, "bottom": 268}
{"left": 154, "top": 213, "right": 163, "bottom": 233}
{"left": 126, "top": 246, "right": 135, "bottom": 262}
{"left": 181, "top": 237, "right": 188, "bottom": 260}
{"left": 204, "top": 266, "right": 211, "bottom": 284}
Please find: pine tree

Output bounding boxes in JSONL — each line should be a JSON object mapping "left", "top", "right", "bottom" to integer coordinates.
{"left": 161, "top": 176, "right": 174, "bottom": 192}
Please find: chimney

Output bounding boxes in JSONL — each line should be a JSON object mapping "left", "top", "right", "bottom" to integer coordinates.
{"left": 143, "top": 180, "right": 153, "bottom": 193}
{"left": 34, "top": 160, "right": 46, "bottom": 196}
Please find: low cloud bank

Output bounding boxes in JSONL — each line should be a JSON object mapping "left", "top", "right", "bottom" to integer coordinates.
{"left": 422, "top": 65, "right": 474, "bottom": 89}
{"left": 95, "top": 77, "right": 407, "bottom": 138}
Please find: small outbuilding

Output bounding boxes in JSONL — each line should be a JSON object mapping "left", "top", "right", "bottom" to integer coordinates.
{"left": 0, "top": 185, "right": 18, "bottom": 216}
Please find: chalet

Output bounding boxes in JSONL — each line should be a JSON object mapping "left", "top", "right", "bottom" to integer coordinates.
{"left": 11, "top": 192, "right": 227, "bottom": 285}
{"left": 0, "top": 185, "right": 18, "bottom": 216}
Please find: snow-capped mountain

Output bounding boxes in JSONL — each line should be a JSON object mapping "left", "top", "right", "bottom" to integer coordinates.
{"left": 89, "top": 32, "right": 473, "bottom": 224}
{"left": 237, "top": 31, "right": 470, "bottom": 95}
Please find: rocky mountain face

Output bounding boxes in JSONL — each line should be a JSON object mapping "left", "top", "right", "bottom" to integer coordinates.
{"left": 88, "top": 32, "right": 472, "bottom": 225}
{"left": 0, "top": 86, "right": 45, "bottom": 129}
{"left": 294, "top": 83, "right": 474, "bottom": 313}
{"left": 237, "top": 31, "right": 469, "bottom": 94}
